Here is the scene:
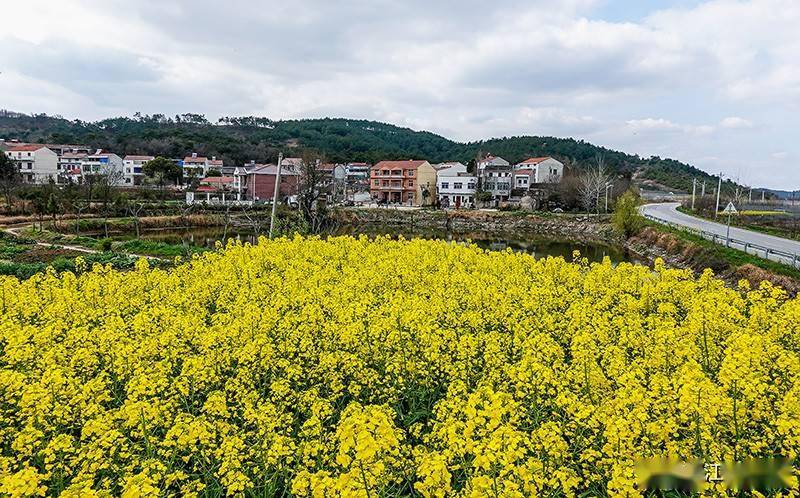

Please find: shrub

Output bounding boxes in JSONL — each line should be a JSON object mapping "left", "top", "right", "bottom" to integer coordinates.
{"left": 611, "top": 190, "right": 644, "bottom": 238}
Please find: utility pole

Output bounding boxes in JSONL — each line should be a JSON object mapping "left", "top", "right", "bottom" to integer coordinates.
{"left": 748, "top": 187, "right": 752, "bottom": 204}
{"left": 691, "top": 178, "right": 697, "bottom": 211}
{"left": 714, "top": 173, "right": 723, "bottom": 220}
{"left": 701, "top": 180, "right": 706, "bottom": 197}
{"left": 268, "top": 152, "right": 284, "bottom": 239}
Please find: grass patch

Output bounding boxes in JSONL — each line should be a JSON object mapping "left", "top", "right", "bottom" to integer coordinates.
{"left": 111, "top": 239, "right": 208, "bottom": 258}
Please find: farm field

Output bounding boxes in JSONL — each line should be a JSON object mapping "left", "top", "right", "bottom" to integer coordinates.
{"left": 1, "top": 236, "right": 799, "bottom": 496}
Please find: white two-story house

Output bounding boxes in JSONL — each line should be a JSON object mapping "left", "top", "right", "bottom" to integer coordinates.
{"left": 435, "top": 162, "right": 476, "bottom": 208}
{"left": 513, "top": 157, "right": 564, "bottom": 183}
{"left": 4, "top": 144, "right": 58, "bottom": 184}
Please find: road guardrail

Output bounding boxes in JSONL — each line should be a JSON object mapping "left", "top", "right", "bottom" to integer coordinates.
{"left": 642, "top": 213, "right": 800, "bottom": 269}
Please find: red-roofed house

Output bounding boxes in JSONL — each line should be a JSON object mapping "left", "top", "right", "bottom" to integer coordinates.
{"left": 513, "top": 157, "right": 564, "bottom": 183}
{"left": 3, "top": 144, "right": 58, "bottom": 183}
{"left": 369, "top": 160, "right": 436, "bottom": 206}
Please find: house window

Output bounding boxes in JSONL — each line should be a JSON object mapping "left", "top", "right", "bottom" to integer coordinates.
{"left": 467, "top": 182, "right": 475, "bottom": 189}
{"left": 441, "top": 182, "right": 449, "bottom": 189}
{"left": 382, "top": 170, "right": 390, "bottom": 176}
{"left": 408, "top": 180, "right": 414, "bottom": 187}
{"left": 486, "top": 183, "right": 495, "bottom": 190}
{"left": 406, "top": 169, "right": 414, "bottom": 176}
{"left": 373, "top": 180, "right": 379, "bottom": 186}
{"left": 453, "top": 182, "right": 463, "bottom": 189}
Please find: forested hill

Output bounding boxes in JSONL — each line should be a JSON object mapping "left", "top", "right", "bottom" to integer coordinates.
{"left": 0, "top": 111, "right": 717, "bottom": 191}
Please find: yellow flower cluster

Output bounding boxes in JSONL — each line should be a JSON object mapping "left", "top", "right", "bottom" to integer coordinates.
{"left": 1, "top": 235, "right": 799, "bottom": 497}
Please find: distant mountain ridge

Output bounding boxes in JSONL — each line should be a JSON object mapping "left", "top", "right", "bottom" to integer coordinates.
{"left": 0, "top": 111, "right": 724, "bottom": 191}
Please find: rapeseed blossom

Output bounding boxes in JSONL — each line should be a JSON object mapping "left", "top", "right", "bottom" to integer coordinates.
{"left": 0, "top": 235, "right": 799, "bottom": 496}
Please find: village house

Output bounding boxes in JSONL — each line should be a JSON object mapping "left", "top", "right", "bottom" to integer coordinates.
{"left": 317, "top": 163, "right": 347, "bottom": 203}
{"left": 345, "top": 162, "right": 370, "bottom": 186}
{"left": 245, "top": 163, "right": 300, "bottom": 202}
{"left": 80, "top": 151, "right": 125, "bottom": 184}
{"left": 57, "top": 152, "right": 87, "bottom": 183}
{"left": 182, "top": 153, "right": 223, "bottom": 178}
{"left": 513, "top": 157, "right": 564, "bottom": 183}
{"left": 370, "top": 160, "right": 436, "bottom": 206}
{"left": 434, "top": 162, "right": 476, "bottom": 208}
{"left": 123, "top": 155, "right": 154, "bottom": 185}
{"left": 477, "top": 155, "right": 513, "bottom": 203}
{"left": 3, "top": 144, "right": 59, "bottom": 184}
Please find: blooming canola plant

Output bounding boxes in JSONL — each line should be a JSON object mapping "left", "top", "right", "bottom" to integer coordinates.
{"left": 1, "top": 236, "right": 799, "bottom": 496}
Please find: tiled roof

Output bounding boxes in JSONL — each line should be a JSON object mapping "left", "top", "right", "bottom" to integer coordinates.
{"left": 7, "top": 144, "right": 47, "bottom": 152}
{"left": 250, "top": 164, "right": 300, "bottom": 175}
{"left": 374, "top": 160, "right": 427, "bottom": 169}
{"left": 518, "top": 157, "right": 552, "bottom": 165}
{"left": 124, "top": 155, "right": 154, "bottom": 161}
{"left": 201, "top": 176, "right": 234, "bottom": 184}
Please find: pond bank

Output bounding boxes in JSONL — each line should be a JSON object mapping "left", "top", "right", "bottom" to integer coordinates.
{"left": 332, "top": 208, "right": 620, "bottom": 245}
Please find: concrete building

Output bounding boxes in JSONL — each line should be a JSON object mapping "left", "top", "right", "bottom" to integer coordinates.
{"left": 345, "top": 162, "right": 370, "bottom": 183}
{"left": 80, "top": 151, "right": 125, "bottom": 185}
{"left": 513, "top": 157, "right": 564, "bottom": 183}
{"left": 370, "top": 160, "right": 436, "bottom": 206}
{"left": 435, "top": 162, "right": 476, "bottom": 208}
{"left": 476, "top": 154, "right": 510, "bottom": 174}
{"left": 245, "top": 163, "right": 300, "bottom": 202}
{"left": 3, "top": 144, "right": 59, "bottom": 183}
{"left": 58, "top": 152, "right": 87, "bottom": 184}
{"left": 182, "top": 153, "right": 223, "bottom": 178}
{"left": 123, "top": 155, "right": 154, "bottom": 186}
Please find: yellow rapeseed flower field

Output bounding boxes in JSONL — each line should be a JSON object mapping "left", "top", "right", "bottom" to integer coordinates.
{"left": 1, "top": 235, "right": 799, "bottom": 497}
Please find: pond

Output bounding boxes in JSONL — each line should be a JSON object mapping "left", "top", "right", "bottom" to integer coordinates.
{"left": 128, "top": 225, "right": 636, "bottom": 264}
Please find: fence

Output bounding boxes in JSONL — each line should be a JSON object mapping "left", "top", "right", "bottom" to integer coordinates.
{"left": 642, "top": 213, "right": 800, "bottom": 269}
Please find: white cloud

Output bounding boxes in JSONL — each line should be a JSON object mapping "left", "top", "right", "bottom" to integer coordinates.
{"left": 720, "top": 116, "right": 754, "bottom": 129}
{"left": 625, "top": 118, "right": 715, "bottom": 136}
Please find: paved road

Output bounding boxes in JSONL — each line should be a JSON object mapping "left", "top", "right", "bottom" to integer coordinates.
{"left": 640, "top": 202, "right": 800, "bottom": 264}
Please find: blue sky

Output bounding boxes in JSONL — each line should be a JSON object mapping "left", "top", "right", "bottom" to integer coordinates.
{"left": 1, "top": 0, "right": 798, "bottom": 189}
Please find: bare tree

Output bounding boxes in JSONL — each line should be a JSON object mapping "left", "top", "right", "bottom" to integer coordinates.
{"left": 578, "top": 155, "right": 611, "bottom": 216}
{"left": 127, "top": 200, "right": 146, "bottom": 238}
{"left": 220, "top": 203, "right": 234, "bottom": 244}
{"left": 94, "top": 168, "right": 125, "bottom": 238}
{"left": 241, "top": 204, "right": 265, "bottom": 237}
{"left": 73, "top": 200, "right": 89, "bottom": 235}
{"left": 297, "top": 152, "right": 330, "bottom": 234}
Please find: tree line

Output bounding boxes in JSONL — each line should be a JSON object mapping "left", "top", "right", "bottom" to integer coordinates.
{"left": 0, "top": 112, "right": 722, "bottom": 192}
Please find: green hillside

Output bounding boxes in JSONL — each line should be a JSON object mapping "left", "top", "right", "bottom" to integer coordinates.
{"left": 0, "top": 111, "right": 719, "bottom": 191}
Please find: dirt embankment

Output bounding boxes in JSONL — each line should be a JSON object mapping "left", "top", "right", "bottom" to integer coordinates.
{"left": 627, "top": 227, "right": 800, "bottom": 294}
{"left": 334, "top": 208, "right": 619, "bottom": 243}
